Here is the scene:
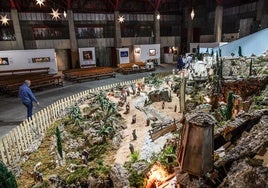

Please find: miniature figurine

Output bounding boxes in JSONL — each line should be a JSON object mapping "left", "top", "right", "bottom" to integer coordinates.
{"left": 132, "top": 129, "right": 137, "bottom": 140}
{"left": 129, "top": 143, "right": 134, "bottom": 154}
{"left": 146, "top": 118, "right": 150, "bottom": 126}
{"left": 132, "top": 114, "right": 136, "bottom": 124}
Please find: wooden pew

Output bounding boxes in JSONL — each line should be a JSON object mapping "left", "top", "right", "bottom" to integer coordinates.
{"left": 0, "top": 67, "right": 50, "bottom": 75}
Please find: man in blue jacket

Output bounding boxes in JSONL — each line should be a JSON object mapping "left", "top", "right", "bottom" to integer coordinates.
{"left": 18, "top": 80, "right": 39, "bottom": 119}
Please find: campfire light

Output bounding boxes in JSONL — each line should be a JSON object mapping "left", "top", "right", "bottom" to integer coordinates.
{"left": 146, "top": 163, "right": 168, "bottom": 188}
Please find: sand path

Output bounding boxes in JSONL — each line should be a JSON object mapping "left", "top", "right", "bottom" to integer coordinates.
{"left": 112, "top": 85, "right": 182, "bottom": 165}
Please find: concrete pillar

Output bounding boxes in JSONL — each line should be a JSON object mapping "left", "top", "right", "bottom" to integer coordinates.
{"left": 67, "top": 10, "right": 79, "bottom": 69}
{"left": 214, "top": 5, "right": 223, "bottom": 42}
{"left": 256, "top": 0, "right": 265, "bottom": 21}
{"left": 11, "top": 9, "right": 24, "bottom": 49}
{"left": 186, "top": 10, "right": 193, "bottom": 52}
{"left": 154, "top": 12, "right": 160, "bottom": 44}
{"left": 114, "top": 11, "right": 122, "bottom": 48}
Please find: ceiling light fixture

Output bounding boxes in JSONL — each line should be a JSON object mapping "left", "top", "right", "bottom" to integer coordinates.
{"left": 190, "top": 8, "right": 195, "bottom": 20}
{"left": 156, "top": 14, "right": 160, "bottom": 20}
{"left": 0, "top": 15, "right": 10, "bottom": 26}
{"left": 36, "top": 0, "right": 45, "bottom": 7}
{"left": 50, "top": 8, "right": 61, "bottom": 20}
{"left": 63, "top": 11, "right": 67, "bottom": 18}
{"left": 117, "top": 15, "right": 125, "bottom": 23}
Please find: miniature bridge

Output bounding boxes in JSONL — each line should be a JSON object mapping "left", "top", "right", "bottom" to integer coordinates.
{"left": 149, "top": 119, "right": 181, "bottom": 141}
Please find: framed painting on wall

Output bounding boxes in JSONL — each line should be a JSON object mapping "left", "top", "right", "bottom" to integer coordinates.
{"left": 0, "top": 57, "right": 9, "bottom": 65}
{"left": 120, "top": 51, "right": 129, "bottom": 57}
{"left": 149, "top": 49, "right": 156, "bottom": 56}
{"left": 83, "top": 51, "right": 93, "bottom": 60}
{"left": 32, "top": 57, "right": 50, "bottom": 63}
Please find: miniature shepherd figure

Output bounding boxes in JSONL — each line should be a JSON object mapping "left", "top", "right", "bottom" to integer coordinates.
{"left": 146, "top": 118, "right": 150, "bottom": 126}
{"left": 132, "top": 129, "right": 137, "bottom": 140}
{"left": 123, "top": 102, "right": 130, "bottom": 114}
{"left": 129, "top": 143, "right": 134, "bottom": 154}
{"left": 132, "top": 114, "right": 136, "bottom": 124}
{"left": 126, "top": 102, "right": 130, "bottom": 111}
{"left": 162, "top": 101, "right": 165, "bottom": 109}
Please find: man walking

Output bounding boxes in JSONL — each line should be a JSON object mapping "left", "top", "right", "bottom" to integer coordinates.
{"left": 18, "top": 80, "right": 39, "bottom": 119}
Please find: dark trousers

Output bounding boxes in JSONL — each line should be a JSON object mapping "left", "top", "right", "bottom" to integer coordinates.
{"left": 23, "top": 102, "right": 33, "bottom": 119}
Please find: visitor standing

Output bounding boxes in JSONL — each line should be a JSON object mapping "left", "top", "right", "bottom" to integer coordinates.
{"left": 177, "top": 55, "right": 184, "bottom": 71}
{"left": 18, "top": 80, "right": 39, "bottom": 119}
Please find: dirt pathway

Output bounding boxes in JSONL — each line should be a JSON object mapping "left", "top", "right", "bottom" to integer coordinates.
{"left": 112, "top": 85, "right": 182, "bottom": 165}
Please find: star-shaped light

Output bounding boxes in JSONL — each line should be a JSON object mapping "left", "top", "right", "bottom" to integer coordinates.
{"left": 117, "top": 15, "right": 125, "bottom": 23}
{"left": 0, "top": 15, "right": 10, "bottom": 26}
{"left": 50, "top": 8, "right": 61, "bottom": 20}
{"left": 36, "top": 0, "right": 45, "bottom": 7}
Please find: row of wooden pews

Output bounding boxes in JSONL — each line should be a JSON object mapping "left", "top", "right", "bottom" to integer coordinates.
{"left": 0, "top": 68, "right": 63, "bottom": 96}
{"left": 63, "top": 67, "right": 116, "bottom": 82}
{"left": 117, "top": 62, "right": 155, "bottom": 74}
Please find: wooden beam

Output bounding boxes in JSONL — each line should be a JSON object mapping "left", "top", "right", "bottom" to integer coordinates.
{"left": 10, "top": 0, "right": 16, "bottom": 9}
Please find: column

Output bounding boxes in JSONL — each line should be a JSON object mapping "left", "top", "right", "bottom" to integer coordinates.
{"left": 67, "top": 10, "right": 79, "bottom": 69}
{"left": 154, "top": 11, "right": 160, "bottom": 44}
{"left": 186, "top": 9, "right": 193, "bottom": 52}
{"left": 214, "top": 5, "right": 223, "bottom": 42}
{"left": 114, "top": 11, "right": 122, "bottom": 48}
{"left": 256, "top": 0, "right": 265, "bottom": 21}
{"left": 11, "top": 9, "right": 24, "bottom": 49}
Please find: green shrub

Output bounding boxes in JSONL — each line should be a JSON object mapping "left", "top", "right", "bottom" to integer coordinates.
{"left": 128, "top": 170, "right": 145, "bottom": 188}
{"left": 130, "top": 151, "right": 139, "bottom": 163}
{"left": 0, "top": 162, "right": 17, "bottom": 188}
{"left": 56, "top": 126, "right": 63, "bottom": 158}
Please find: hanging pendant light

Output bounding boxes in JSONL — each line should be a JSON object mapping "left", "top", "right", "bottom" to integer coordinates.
{"left": 190, "top": 8, "right": 195, "bottom": 20}
{"left": 63, "top": 10, "right": 67, "bottom": 18}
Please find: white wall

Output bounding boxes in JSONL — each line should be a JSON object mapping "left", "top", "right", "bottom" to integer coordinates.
{"left": 78, "top": 47, "right": 96, "bottom": 68}
{"left": 0, "top": 49, "right": 58, "bottom": 74}
{"left": 134, "top": 44, "right": 160, "bottom": 65}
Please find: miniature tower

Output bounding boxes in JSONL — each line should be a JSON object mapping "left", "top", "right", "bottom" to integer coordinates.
{"left": 177, "top": 112, "right": 217, "bottom": 176}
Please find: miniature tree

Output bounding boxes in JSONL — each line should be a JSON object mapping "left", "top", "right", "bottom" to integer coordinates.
{"left": 226, "top": 91, "right": 234, "bottom": 120}
{"left": 220, "top": 91, "right": 234, "bottom": 121}
{"left": 238, "top": 46, "right": 242, "bottom": 57}
{"left": 0, "top": 161, "right": 17, "bottom": 188}
{"left": 56, "top": 126, "right": 63, "bottom": 158}
{"left": 210, "top": 49, "right": 214, "bottom": 56}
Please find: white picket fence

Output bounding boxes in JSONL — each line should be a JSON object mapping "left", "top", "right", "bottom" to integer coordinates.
{"left": 0, "top": 79, "right": 143, "bottom": 166}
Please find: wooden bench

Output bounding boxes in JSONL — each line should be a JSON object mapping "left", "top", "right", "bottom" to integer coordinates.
{"left": 63, "top": 67, "right": 116, "bottom": 82}
{"left": 0, "top": 67, "right": 50, "bottom": 75}
{"left": 117, "top": 62, "right": 154, "bottom": 74}
{"left": 0, "top": 73, "right": 63, "bottom": 96}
